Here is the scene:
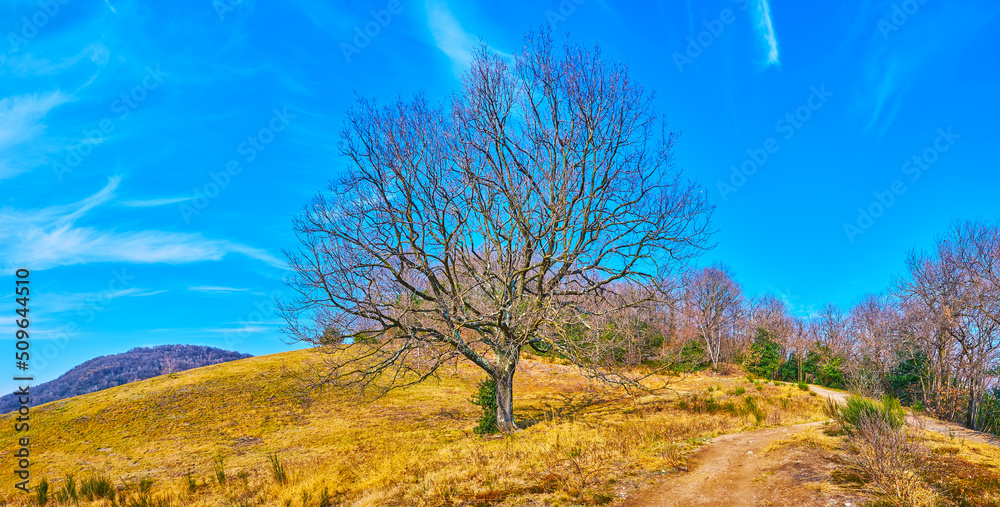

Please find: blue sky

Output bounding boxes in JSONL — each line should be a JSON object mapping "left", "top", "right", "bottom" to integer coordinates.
{"left": 1, "top": 0, "right": 998, "bottom": 392}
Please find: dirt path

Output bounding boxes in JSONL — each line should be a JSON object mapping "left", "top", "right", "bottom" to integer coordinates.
{"left": 618, "top": 422, "right": 831, "bottom": 507}
{"left": 619, "top": 384, "right": 999, "bottom": 506}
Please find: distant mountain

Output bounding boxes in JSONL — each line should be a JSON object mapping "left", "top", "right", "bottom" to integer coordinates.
{"left": 0, "top": 345, "right": 251, "bottom": 413}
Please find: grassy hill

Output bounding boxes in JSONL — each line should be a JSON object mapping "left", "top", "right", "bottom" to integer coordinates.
{"left": 0, "top": 348, "right": 834, "bottom": 506}
{"left": 0, "top": 345, "right": 252, "bottom": 414}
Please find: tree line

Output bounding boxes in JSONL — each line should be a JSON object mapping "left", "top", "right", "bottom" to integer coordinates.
{"left": 618, "top": 220, "right": 1000, "bottom": 435}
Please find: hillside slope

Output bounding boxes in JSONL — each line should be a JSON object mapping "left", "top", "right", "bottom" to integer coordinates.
{"left": 0, "top": 345, "right": 251, "bottom": 414}
{"left": 0, "top": 348, "right": 836, "bottom": 506}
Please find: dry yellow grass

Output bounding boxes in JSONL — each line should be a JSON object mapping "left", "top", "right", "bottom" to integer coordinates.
{"left": 763, "top": 410, "right": 1000, "bottom": 507}
{"left": 0, "top": 349, "right": 828, "bottom": 506}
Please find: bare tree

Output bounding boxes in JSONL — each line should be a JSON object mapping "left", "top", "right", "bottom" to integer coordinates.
{"left": 681, "top": 265, "right": 743, "bottom": 369}
{"left": 815, "top": 303, "right": 850, "bottom": 358}
{"left": 847, "top": 293, "right": 901, "bottom": 396}
{"left": 950, "top": 221, "right": 1000, "bottom": 429}
{"left": 748, "top": 293, "right": 793, "bottom": 343}
{"left": 280, "top": 31, "right": 714, "bottom": 433}
{"left": 785, "top": 316, "right": 812, "bottom": 382}
{"left": 894, "top": 221, "right": 1000, "bottom": 429}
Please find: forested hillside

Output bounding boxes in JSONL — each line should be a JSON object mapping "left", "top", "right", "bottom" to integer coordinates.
{"left": 0, "top": 345, "right": 251, "bottom": 413}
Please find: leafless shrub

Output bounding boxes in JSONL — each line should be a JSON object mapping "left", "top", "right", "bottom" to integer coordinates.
{"left": 845, "top": 413, "right": 936, "bottom": 506}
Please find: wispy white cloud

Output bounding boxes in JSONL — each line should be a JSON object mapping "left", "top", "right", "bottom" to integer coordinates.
{"left": 7, "top": 43, "right": 110, "bottom": 77}
{"left": 0, "top": 91, "right": 72, "bottom": 180}
{"left": 424, "top": 0, "right": 478, "bottom": 75}
{"left": 188, "top": 286, "right": 252, "bottom": 294}
{"left": 750, "top": 0, "right": 780, "bottom": 68}
{"left": 42, "top": 288, "right": 168, "bottom": 315}
{"left": 120, "top": 196, "right": 195, "bottom": 207}
{"left": 852, "top": 2, "right": 998, "bottom": 137}
{"left": 684, "top": 0, "right": 694, "bottom": 35}
{"left": 0, "top": 177, "right": 287, "bottom": 270}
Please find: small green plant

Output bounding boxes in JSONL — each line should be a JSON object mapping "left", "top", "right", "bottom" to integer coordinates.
{"left": 35, "top": 478, "right": 49, "bottom": 506}
{"left": 185, "top": 472, "right": 197, "bottom": 493}
{"left": 470, "top": 378, "right": 499, "bottom": 435}
{"left": 139, "top": 478, "right": 154, "bottom": 493}
{"left": 213, "top": 454, "right": 227, "bottom": 485}
{"left": 742, "top": 397, "right": 766, "bottom": 425}
{"left": 318, "top": 487, "right": 332, "bottom": 507}
{"left": 301, "top": 489, "right": 311, "bottom": 506}
{"left": 797, "top": 382, "right": 809, "bottom": 391}
{"left": 728, "top": 386, "right": 746, "bottom": 396}
{"left": 59, "top": 474, "right": 77, "bottom": 503}
{"left": 269, "top": 453, "right": 288, "bottom": 484}
{"left": 80, "top": 475, "right": 115, "bottom": 502}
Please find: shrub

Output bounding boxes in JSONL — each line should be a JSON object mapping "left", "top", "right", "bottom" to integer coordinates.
{"left": 846, "top": 411, "right": 936, "bottom": 505}
{"left": 470, "top": 378, "right": 498, "bottom": 435}
{"left": 728, "top": 386, "right": 746, "bottom": 396}
{"left": 829, "top": 395, "right": 905, "bottom": 434}
{"left": 797, "top": 382, "right": 809, "bottom": 391}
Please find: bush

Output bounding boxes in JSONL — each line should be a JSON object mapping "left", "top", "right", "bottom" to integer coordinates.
{"left": 797, "top": 382, "right": 809, "bottom": 391}
{"left": 470, "top": 378, "right": 498, "bottom": 435}
{"left": 846, "top": 412, "right": 935, "bottom": 505}
{"left": 830, "top": 395, "right": 905, "bottom": 434}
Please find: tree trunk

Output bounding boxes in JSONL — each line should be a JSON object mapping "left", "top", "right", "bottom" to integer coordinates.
{"left": 494, "top": 354, "right": 519, "bottom": 433}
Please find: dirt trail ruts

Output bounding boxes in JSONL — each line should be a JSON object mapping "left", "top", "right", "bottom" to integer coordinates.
{"left": 619, "top": 384, "right": 999, "bottom": 506}
{"left": 618, "top": 421, "right": 828, "bottom": 507}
